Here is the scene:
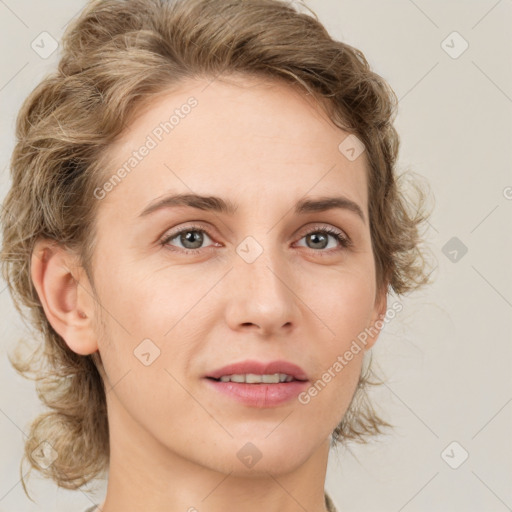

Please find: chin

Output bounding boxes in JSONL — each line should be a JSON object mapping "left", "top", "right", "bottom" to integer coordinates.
{"left": 203, "top": 432, "right": 321, "bottom": 476}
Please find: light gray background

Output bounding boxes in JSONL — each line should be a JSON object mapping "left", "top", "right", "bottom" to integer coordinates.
{"left": 1, "top": 1, "right": 511, "bottom": 511}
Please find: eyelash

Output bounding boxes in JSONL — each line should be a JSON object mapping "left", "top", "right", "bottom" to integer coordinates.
{"left": 159, "top": 223, "right": 352, "bottom": 256}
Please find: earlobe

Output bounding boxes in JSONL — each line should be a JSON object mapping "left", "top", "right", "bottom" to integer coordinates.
{"left": 30, "top": 239, "right": 98, "bottom": 355}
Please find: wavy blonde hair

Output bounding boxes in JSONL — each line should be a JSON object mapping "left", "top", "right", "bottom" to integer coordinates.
{"left": 0, "top": 0, "right": 435, "bottom": 496}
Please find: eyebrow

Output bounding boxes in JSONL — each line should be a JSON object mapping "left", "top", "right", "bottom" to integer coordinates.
{"left": 138, "top": 193, "right": 366, "bottom": 223}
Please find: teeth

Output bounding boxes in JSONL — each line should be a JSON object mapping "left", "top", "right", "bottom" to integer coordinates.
{"left": 218, "top": 373, "right": 294, "bottom": 383}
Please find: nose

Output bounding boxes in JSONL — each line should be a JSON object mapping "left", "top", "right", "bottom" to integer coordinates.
{"left": 223, "top": 243, "right": 301, "bottom": 337}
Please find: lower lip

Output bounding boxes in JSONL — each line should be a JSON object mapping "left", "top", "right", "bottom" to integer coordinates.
{"left": 204, "top": 378, "right": 309, "bottom": 408}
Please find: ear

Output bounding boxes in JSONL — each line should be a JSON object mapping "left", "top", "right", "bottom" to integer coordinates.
{"left": 363, "top": 286, "right": 388, "bottom": 351}
{"left": 30, "top": 238, "right": 98, "bottom": 355}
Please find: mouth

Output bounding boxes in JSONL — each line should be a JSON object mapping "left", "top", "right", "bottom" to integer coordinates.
{"left": 204, "top": 360, "right": 309, "bottom": 408}
{"left": 205, "top": 359, "right": 309, "bottom": 382}
{"left": 206, "top": 373, "right": 305, "bottom": 384}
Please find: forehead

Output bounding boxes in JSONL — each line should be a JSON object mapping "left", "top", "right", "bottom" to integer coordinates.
{"left": 95, "top": 74, "right": 369, "bottom": 220}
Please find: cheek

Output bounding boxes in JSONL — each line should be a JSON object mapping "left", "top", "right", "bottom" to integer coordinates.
{"left": 335, "top": 282, "right": 375, "bottom": 340}
{"left": 309, "top": 264, "right": 377, "bottom": 344}
{"left": 90, "top": 252, "right": 210, "bottom": 396}
{"left": 93, "top": 250, "right": 177, "bottom": 332}
{"left": 293, "top": 264, "right": 376, "bottom": 418}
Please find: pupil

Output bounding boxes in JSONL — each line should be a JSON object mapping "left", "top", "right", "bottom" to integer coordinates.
{"left": 182, "top": 231, "right": 203, "bottom": 249}
{"left": 309, "top": 233, "right": 327, "bottom": 249}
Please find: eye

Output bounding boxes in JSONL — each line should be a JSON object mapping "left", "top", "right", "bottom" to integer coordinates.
{"left": 296, "top": 226, "right": 352, "bottom": 253}
{"left": 160, "top": 224, "right": 217, "bottom": 254}
{"left": 159, "top": 224, "right": 352, "bottom": 255}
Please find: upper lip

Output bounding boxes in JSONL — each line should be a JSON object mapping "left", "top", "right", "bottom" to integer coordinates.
{"left": 206, "top": 360, "right": 309, "bottom": 381}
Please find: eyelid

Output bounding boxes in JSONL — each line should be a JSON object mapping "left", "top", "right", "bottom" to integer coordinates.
{"left": 159, "top": 222, "right": 352, "bottom": 252}
{"left": 296, "top": 224, "right": 352, "bottom": 252}
{"left": 298, "top": 223, "right": 350, "bottom": 242}
{"left": 159, "top": 222, "right": 217, "bottom": 248}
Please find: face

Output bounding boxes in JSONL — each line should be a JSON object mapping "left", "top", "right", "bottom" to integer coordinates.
{"left": 86, "top": 74, "right": 386, "bottom": 476}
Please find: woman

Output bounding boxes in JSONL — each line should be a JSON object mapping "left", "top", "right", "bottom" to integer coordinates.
{"left": 0, "top": 0, "right": 433, "bottom": 510}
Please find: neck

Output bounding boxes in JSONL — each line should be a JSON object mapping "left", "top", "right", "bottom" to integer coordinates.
{"left": 99, "top": 393, "right": 331, "bottom": 512}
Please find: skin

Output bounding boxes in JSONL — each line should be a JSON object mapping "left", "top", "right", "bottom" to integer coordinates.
{"left": 31, "top": 74, "right": 387, "bottom": 512}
